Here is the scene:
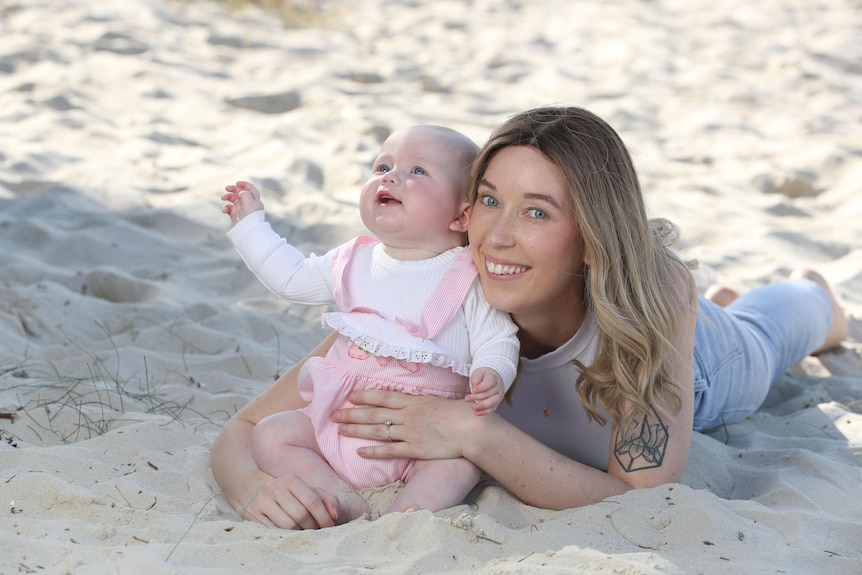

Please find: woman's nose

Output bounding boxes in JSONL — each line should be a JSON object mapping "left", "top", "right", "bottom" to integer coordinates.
{"left": 485, "top": 212, "right": 516, "bottom": 246}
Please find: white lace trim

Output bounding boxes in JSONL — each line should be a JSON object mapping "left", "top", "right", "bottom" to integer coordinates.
{"left": 322, "top": 312, "right": 470, "bottom": 376}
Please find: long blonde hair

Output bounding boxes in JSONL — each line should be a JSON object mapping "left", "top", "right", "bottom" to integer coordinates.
{"left": 469, "top": 107, "right": 696, "bottom": 426}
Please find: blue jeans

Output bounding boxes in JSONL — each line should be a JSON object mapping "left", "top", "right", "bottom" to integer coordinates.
{"left": 692, "top": 279, "right": 832, "bottom": 431}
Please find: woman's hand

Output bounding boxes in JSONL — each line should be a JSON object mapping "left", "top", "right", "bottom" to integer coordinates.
{"left": 210, "top": 333, "right": 342, "bottom": 529}
{"left": 335, "top": 388, "right": 635, "bottom": 511}
{"left": 332, "top": 389, "right": 478, "bottom": 460}
{"left": 242, "top": 474, "right": 341, "bottom": 530}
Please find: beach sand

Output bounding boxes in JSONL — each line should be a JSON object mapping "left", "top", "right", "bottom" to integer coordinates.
{"left": 1, "top": 0, "right": 861, "bottom": 572}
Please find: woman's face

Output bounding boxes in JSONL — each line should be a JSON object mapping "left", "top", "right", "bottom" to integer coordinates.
{"left": 468, "top": 145, "right": 588, "bottom": 329}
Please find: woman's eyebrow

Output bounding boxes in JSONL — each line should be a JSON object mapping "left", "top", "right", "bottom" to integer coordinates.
{"left": 524, "top": 192, "right": 562, "bottom": 209}
{"left": 478, "top": 178, "right": 496, "bottom": 190}
{"left": 479, "top": 179, "right": 562, "bottom": 209}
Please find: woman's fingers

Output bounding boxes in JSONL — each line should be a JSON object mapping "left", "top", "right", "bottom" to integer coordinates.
{"left": 330, "top": 389, "right": 415, "bottom": 426}
{"left": 245, "top": 476, "right": 338, "bottom": 530}
{"left": 242, "top": 490, "right": 284, "bottom": 528}
{"left": 350, "top": 388, "right": 413, "bottom": 410}
{"left": 333, "top": 391, "right": 474, "bottom": 461}
{"left": 336, "top": 420, "right": 400, "bottom": 443}
{"left": 355, "top": 438, "right": 411, "bottom": 459}
{"left": 278, "top": 476, "right": 338, "bottom": 529}
{"left": 280, "top": 492, "right": 326, "bottom": 529}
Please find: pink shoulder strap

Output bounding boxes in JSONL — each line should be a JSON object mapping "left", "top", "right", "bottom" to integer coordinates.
{"left": 418, "top": 247, "right": 478, "bottom": 339}
{"left": 331, "top": 235, "right": 377, "bottom": 312}
{"left": 332, "top": 241, "right": 478, "bottom": 339}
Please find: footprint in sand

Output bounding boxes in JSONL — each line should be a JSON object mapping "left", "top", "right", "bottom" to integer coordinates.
{"left": 225, "top": 91, "right": 301, "bottom": 114}
{"left": 93, "top": 32, "right": 149, "bottom": 56}
{"left": 754, "top": 174, "right": 823, "bottom": 199}
{"left": 82, "top": 268, "right": 159, "bottom": 303}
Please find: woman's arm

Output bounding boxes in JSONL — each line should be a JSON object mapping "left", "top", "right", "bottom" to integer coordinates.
{"left": 333, "top": 370, "right": 692, "bottom": 510}
{"left": 333, "top": 276, "right": 699, "bottom": 510}
{"left": 464, "top": 408, "right": 636, "bottom": 507}
{"left": 332, "top": 391, "right": 630, "bottom": 508}
{"left": 210, "top": 332, "right": 345, "bottom": 528}
{"left": 605, "top": 273, "right": 697, "bottom": 492}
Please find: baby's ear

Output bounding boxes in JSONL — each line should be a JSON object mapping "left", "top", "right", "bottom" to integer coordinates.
{"left": 449, "top": 201, "right": 471, "bottom": 233}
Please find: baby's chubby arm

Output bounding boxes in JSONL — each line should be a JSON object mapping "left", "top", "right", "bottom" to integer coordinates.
{"left": 222, "top": 180, "right": 265, "bottom": 227}
{"left": 467, "top": 367, "right": 506, "bottom": 416}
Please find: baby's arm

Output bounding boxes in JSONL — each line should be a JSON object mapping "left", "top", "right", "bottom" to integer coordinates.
{"left": 467, "top": 368, "right": 506, "bottom": 416}
{"left": 462, "top": 282, "right": 520, "bottom": 415}
{"left": 222, "top": 180, "right": 265, "bottom": 227}
{"left": 225, "top": 190, "right": 335, "bottom": 306}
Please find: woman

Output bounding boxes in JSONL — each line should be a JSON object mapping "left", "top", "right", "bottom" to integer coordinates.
{"left": 211, "top": 106, "right": 848, "bottom": 529}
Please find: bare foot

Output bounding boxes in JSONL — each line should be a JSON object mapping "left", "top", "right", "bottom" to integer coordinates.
{"left": 704, "top": 284, "right": 739, "bottom": 308}
{"left": 789, "top": 268, "right": 848, "bottom": 354}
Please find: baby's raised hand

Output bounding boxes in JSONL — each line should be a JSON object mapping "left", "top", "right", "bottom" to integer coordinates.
{"left": 466, "top": 367, "right": 506, "bottom": 416}
{"left": 222, "top": 180, "right": 265, "bottom": 227}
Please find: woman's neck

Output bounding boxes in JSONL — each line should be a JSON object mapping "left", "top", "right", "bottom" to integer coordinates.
{"left": 513, "top": 306, "right": 587, "bottom": 359}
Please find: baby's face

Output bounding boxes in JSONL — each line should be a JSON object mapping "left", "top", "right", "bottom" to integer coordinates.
{"left": 359, "top": 126, "right": 467, "bottom": 250}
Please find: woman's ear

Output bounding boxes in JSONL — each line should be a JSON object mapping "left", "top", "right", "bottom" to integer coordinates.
{"left": 449, "top": 201, "right": 471, "bottom": 233}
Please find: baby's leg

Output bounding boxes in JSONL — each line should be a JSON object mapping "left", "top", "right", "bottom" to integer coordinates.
{"left": 384, "top": 458, "right": 483, "bottom": 515}
{"left": 252, "top": 411, "right": 370, "bottom": 520}
{"left": 251, "top": 410, "right": 322, "bottom": 477}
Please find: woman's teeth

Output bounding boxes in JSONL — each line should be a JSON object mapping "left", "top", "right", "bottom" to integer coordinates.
{"left": 486, "top": 261, "right": 527, "bottom": 275}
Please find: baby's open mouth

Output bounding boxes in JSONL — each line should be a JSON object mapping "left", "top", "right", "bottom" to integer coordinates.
{"left": 376, "top": 191, "right": 401, "bottom": 205}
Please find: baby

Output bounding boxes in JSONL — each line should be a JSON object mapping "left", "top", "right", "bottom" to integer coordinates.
{"left": 222, "top": 125, "right": 519, "bottom": 519}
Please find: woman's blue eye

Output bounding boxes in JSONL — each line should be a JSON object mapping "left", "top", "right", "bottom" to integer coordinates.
{"left": 480, "top": 194, "right": 499, "bottom": 208}
{"left": 411, "top": 167, "right": 426, "bottom": 175}
{"left": 528, "top": 208, "right": 549, "bottom": 220}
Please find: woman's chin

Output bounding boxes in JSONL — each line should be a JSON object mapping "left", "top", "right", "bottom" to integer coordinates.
{"left": 479, "top": 280, "right": 521, "bottom": 314}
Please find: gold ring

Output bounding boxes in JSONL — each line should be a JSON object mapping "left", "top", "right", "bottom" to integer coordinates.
{"left": 384, "top": 420, "right": 393, "bottom": 441}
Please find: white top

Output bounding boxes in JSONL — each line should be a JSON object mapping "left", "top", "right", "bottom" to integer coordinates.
{"left": 228, "top": 211, "right": 519, "bottom": 385}
{"left": 496, "top": 311, "right": 613, "bottom": 471}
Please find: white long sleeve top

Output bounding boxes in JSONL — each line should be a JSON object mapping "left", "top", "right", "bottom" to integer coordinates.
{"left": 228, "top": 211, "right": 519, "bottom": 387}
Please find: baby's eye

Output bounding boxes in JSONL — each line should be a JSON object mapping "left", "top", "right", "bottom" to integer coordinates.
{"left": 527, "top": 208, "right": 549, "bottom": 220}
{"left": 411, "top": 167, "right": 426, "bottom": 175}
{"left": 479, "top": 194, "right": 499, "bottom": 208}
{"left": 375, "top": 164, "right": 390, "bottom": 173}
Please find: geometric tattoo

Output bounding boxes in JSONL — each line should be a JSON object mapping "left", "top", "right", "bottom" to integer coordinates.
{"left": 613, "top": 406, "right": 669, "bottom": 472}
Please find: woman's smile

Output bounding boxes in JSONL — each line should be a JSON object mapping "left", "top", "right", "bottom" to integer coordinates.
{"left": 483, "top": 255, "right": 529, "bottom": 277}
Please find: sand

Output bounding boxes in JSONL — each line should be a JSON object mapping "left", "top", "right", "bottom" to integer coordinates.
{"left": 1, "top": 0, "right": 860, "bottom": 573}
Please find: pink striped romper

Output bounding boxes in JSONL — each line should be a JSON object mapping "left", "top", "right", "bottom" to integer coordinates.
{"left": 298, "top": 236, "right": 481, "bottom": 489}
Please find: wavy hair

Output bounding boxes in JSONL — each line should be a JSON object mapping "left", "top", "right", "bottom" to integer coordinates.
{"left": 469, "top": 106, "right": 696, "bottom": 426}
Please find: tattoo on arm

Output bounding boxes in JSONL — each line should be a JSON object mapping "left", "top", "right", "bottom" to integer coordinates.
{"left": 613, "top": 406, "right": 669, "bottom": 472}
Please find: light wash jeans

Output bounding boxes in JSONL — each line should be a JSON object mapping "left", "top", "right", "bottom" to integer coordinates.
{"left": 692, "top": 279, "right": 832, "bottom": 431}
